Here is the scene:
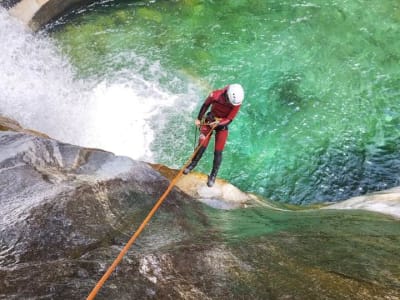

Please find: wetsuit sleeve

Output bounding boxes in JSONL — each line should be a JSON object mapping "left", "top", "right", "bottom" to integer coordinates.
{"left": 197, "top": 94, "right": 213, "bottom": 120}
{"left": 218, "top": 105, "right": 241, "bottom": 126}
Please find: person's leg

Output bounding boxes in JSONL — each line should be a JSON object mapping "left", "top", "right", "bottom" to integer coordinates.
{"left": 207, "top": 128, "right": 228, "bottom": 187}
{"left": 184, "top": 125, "right": 212, "bottom": 174}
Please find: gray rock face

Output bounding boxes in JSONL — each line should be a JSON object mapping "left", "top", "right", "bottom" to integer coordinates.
{"left": 1, "top": 131, "right": 400, "bottom": 300}
{"left": 0, "top": 0, "right": 19, "bottom": 9}
{"left": 0, "top": 131, "right": 211, "bottom": 299}
{"left": 1, "top": 0, "right": 98, "bottom": 30}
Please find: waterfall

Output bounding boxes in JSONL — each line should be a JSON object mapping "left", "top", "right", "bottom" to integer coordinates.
{"left": 0, "top": 8, "right": 195, "bottom": 161}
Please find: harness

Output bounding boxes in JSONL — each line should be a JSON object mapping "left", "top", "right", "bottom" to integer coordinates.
{"left": 203, "top": 112, "right": 228, "bottom": 131}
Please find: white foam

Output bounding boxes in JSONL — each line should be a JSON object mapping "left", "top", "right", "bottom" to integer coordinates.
{"left": 83, "top": 80, "right": 176, "bottom": 160}
{"left": 0, "top": 8, "right": 196, "bottom": 161}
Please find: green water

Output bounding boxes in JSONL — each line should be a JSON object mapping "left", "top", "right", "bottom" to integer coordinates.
{"left": 50, "top": 0, "right": 400, "bottom": 204}
{"left": 206, "top": 205, "right": 400, "bottom": 296}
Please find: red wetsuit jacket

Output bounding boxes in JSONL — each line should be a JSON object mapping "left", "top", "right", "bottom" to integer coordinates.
{"left": 197, "top": 86, "right": 241, "bottom": 125}
{"left": 197, "top": 86, "right": 241, "bottom": 151}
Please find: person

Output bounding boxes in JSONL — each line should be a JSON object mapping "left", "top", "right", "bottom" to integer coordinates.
{"left": 183, "top": 83, "right": 244, "bottom": 187}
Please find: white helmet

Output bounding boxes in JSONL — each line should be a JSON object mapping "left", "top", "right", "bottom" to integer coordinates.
{"left": 227, "top": 84, "right": 244, "bottom": 106}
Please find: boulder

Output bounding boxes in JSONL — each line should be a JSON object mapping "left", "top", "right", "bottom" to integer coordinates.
{"left": 325, "top": 187, "right": 400, "bottom": 219}
{"left": 151, "top": 164, "right": 265, "bottom": 209}
{"left": 3, "top": 0, "right": 97, "bottom": 31}
{"left": 1, "top": 130, "right": 399, "bottom": 299}
{"left": 0, "top": 115, "right": 49, "bottom": 138}
{"left": 0, "top": 131, "right": 209, "bottom": 298}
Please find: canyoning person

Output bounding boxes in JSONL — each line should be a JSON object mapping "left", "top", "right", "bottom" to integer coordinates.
{"left": 184, "top": 83, "right": 244, "bottom": 187}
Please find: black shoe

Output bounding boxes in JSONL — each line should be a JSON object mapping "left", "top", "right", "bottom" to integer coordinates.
{"left": 183, "top": 165, "right": 193, "bottom": 175}
{"left": 184, "top": 146, "right": 207, "bottom": 175}
{"left": 207, "top": 175, "right": 216, "bottom": 187}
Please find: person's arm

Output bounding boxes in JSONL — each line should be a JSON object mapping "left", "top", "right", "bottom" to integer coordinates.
{"left": 218, "top": 105, "right": 241, "bottom": 126}
{"left": 196, "top": 93, "right": 214, "bottom": 121}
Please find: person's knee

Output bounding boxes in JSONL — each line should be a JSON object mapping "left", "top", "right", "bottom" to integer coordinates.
{"left": 214, "top": 150, "right": 223, "bottom": 157}
{"left": 215, "top": 138, "right": 227, "bottom": 151}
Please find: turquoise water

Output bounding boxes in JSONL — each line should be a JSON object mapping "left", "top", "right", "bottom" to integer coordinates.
{"left": 49, "top": 0, "right": 400, "bottom": 204}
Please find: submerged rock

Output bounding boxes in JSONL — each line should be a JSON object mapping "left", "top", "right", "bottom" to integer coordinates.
{"left": 0, "top": 130, "right": 399, "bottom": 299}
{"left": 325, "top": 187, "right": 400, "bottom": 219}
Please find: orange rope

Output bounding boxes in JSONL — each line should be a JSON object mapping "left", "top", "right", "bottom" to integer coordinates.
{"left": 87, "top": 124, "right": 215, "bottom": 300}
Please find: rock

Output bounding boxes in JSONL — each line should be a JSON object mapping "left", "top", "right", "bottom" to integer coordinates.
{"left": 4, "top": 0, "right": 98, "bottom": 31}
{"left": 0, "top": 0, "right": 19, "bottom": 9}
{"left": 0, "top": 131, "right": 209, "bottom": 298}
{"left": 151, "top": 164, "right": 264, "bottom": 209}
{"left": 1, "top": 131, "right": 400, "bottom": 299}
{"left": 325, "top": 187, "right": 400, "bottom": 219}
{"left": 0, "top": 115, "right": 49, "bottom": 138}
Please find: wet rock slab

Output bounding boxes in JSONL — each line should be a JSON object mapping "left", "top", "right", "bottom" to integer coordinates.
{"left": 326, "top": 187, "right": 400, "bottom": 219}
{"left": 0, "top": 131, "right": 400, "bottom": 299}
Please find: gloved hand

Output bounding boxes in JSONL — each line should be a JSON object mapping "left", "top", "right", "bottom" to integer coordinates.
{"left": 209, "top": 120, "right": 220, "bottom": 127}
{"left": 194, "top": 119, "right": 201, "bottom": 127}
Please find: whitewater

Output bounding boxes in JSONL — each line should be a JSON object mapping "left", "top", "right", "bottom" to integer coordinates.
{"left": 0, "top": 8, "right": 196, "bottom": 161}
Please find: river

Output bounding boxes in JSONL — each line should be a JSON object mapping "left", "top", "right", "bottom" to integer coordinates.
{"left": 1, "top": 0, "right": 400, "bottom": 204}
